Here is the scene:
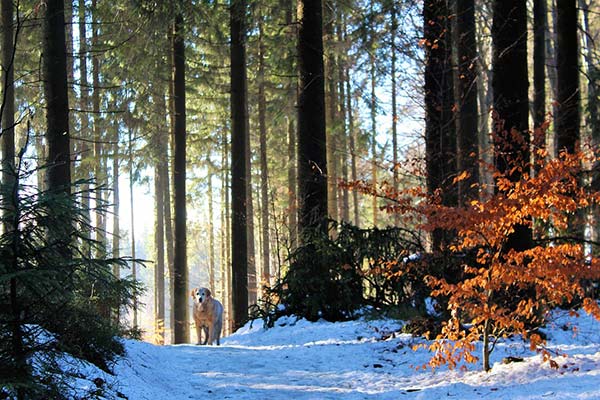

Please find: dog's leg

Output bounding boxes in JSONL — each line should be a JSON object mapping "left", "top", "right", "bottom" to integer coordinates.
{"left": 195, "top": 324, "right": 203, "bottom": 345}
{"left": 202, "top": 325, "right": 209, "bottom": 345}
{"left": 214, "top": 318, "right": 222, "bottom": 346}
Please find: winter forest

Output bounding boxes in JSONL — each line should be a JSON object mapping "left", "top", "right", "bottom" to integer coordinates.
{"left": 2, "top": 0, "right": 600, "bottom": 398}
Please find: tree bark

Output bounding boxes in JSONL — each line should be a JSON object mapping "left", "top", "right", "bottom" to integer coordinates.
{"left": 77, "top": 0, "right": 91, "bottom": 253}
{"left": 346, "top": 67, "right": 359, "bottom": 227}
{"left": 285, "top": 2, "right": 298, "bottom": 250}
{"left": 231, "top": 0, "right": 249, "bottom": 330}
{"left": 258, "top": 10, "right": 271, "bottom": 287}
{"left": 456, "top": 0, "right": 479, "bottom": 203}
{"left": 533, "top": 0, "right": 547, "bottom": 174}
{"left": 424, "top": 0, "right": 457, "bottom": 250}
{"left": 91, "top": 0, "right": 105, "bottom": 253}
{"left": 172, "top": 10, "right": 189, "bottom": 343}
{"left": 43, "top": 0, "right": 71, "bottom": 195}
{"left": 154, "top": 87, "right": 167, "bottom": 345}
{"left": 128, "top": 126, "right": 138, "bottom": 329}
{"left": 492, "top": 0, "right": 532, "bottom": 251}
{"left": 555, "top": 0, "right": 580, "bottom": 155}
{"left": 207, "top": 157, "right": 215, "bottom": 292}
{"left": 325, "top": 0, "right": 338, "bottom": 223}
{"left": 297, "top": 0, "right": 328, "bottom": 236}
{"left": 2, "top": 0, "right": 15, "bottom": 229}
{"left": 390, "top": 3, "right": 399, "bottom": 225}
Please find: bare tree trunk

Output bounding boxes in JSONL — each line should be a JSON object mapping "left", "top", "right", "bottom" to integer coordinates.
{"left": 285, "top": 2, "right": 298, "bottom": 250}
{"left": 390, "top": 3, "right": 399, "bottom": 225}
{"left": 297, "top": 0, "right": 328, "bottom": 235}
{"left": 346, "top": 68, "right": 359, "bottom": 227}
{"left": 246, "top": 126, "right": 257, "bottom": 306}
{"left": 424, "top": 0, "right": 457, "bottom": 250}
{"left": 128, "top": 127, "right": 138, "bottom": 329}
{"left": 492, "top": 0, "right": 532, "bottom": 251}
{"left": 555, "top": 0, "right": 580, "bottom": 155}
{"left": 154, "top": 86, "right": 167, "bottom": 345}
{"left": 207, "top": 154, "right": 215, "bottom": 292}
{"left": 370, "top": 50, "right": 378, "bottom": 227}
{"left": 2, "top": 0, "right": 15, "bottom": 226}
{"left": 231, "top": 0, "right": 249, "bottom": 330}
{"left": 533, "top": 0, "right": 547, "bottom": 172}
{"left": 154, "top": 162, "right": 165, "bottom": 344}
{"left": 258, "top": 10, "right": 271, "bottom": 287}
{"left": 172, "top": 9, "right": 189, "bottom": 343}
{"left": 43, "top": 0, "right": 71, "bottom": 195}
{"left": 325, "top": 1, "right": 338, "bottom": 223}
{"left": 77, "top": 0, "right": 91, "bottom": 254}
{"left": 456, "top": 0, "right": 479, "bottom": 203}
{"left": 92, "top": 0, "right": 105, "bottom": 253}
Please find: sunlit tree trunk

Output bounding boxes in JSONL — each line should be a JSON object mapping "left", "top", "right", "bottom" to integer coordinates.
{"left": 258, "top": 10, "right": 271, "bottom": 287}
{"left": 92, "top": 0, "right": 105, "bottom": 253}
{"left": 172, "top": 9, "right": 189, "bottom": 343}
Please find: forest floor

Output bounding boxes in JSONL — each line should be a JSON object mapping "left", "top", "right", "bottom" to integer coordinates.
{"left": 68, "top": 309, "right": 600, "bottom": 399}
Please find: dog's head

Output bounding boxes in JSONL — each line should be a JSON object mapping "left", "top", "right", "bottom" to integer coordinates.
{"left": 190, "top": 287, "right": 212, "bottom": 304}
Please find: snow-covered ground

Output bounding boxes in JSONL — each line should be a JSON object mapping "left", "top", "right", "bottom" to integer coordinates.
{"left": 68, "top": 310, "right": 600, "bottom": 399}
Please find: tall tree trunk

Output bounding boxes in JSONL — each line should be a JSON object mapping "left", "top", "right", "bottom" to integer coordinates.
{"left": 154, "top": 163, "right": 165, "bottom": 344}
{"left": 172, "top": 10, "right": 189, "bottom": 344}
{"left": 111, "top": 113, "right": 120, "bottom": 325}
{"left": 370, "top": 49, "right": 378, "bottom": 227}
{"left": 165, "top": 22, "right": 176, "bottom": 343}
{"left": 258, "top": 11, "right": 271, "bottom": 287}
{"left": 424, "top": 0, "right": 456, "bottom": 250}
{"left": 231, "top": 0, "right": 249, "bottom": 330}
{"left": 2, "top": 0, "right": 15, "bottom": 226}
{"left": 78, "top": 0, "right": 91, "bottom": 254}
{"left": 154, "top": 87, "right": 167, "bottom": 345}
{"left": 533, "top": 0, "right": 547, "bottom": 170}
{"left": 43, "top": 0, "right": 71, "bottom": 195}
{"left": 346, "top": 68, "right": 359, "bottom": 226}
{"left": 456, "top": 0, "right": 479, "bottom": 203}
{"left": 555, "top": 0, "right": 582, "bottom": 239}
{"left": 221, "top": 131, "right": 231, "bottom": 334}
{"left": 207, "top": 157, "right": 215, "bottom": 292}
{"left": 325, "top": 1, "right": 338, "bottom": 223}
{"left": 245, "top": 125, "right": 257, "bottom": 306}
{"left": 492, "top": 0, "right": 532, "bottom": 253}
{"left": 285, "top": 2, "right": 298, "bottom": 250}
{"left": 1, "top": 5, "right": 22, "bottom": 395}
{"left": 297, "top": 0, "right": 328, "bottom": 235}
{"left": 338, "top": 53, "right": 349, "bottom": 223}
{"left": 580, "top": 0, "right": 598, "bottom": 144}
{"left": 92, "top": 0, "right": 105, "bottom": 253}
{"left": 555, "top": 0, "right": 580, "bottom": 155}
{"left": 128, "top": 127, "right": 138, "bottom": 329}
{"left": 390, "top": 3, "right": 399, "bottom": 225}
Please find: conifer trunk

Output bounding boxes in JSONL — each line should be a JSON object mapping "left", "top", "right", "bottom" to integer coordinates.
{"left": 297, "top": 0, "right": 328, "bottom": 235}
{"left": 258, "top": 11, "right": 271, "bottom": 287}
{"left": 172, "top": 9, "right": 189, "bottom": 343}
{"left": 231, "top": 0, "right": 249, "bottom": 330}
{"left": 43, "top": 0, "right": 71, "bottom": 195}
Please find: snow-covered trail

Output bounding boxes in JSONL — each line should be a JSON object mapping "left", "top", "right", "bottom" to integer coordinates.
{"left": 108, "top": 314, "right": 600, "bottom": 400}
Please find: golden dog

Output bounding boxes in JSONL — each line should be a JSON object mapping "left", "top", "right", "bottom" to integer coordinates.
{"left": 190, "top": 287, "right": 223, "bottom": 345}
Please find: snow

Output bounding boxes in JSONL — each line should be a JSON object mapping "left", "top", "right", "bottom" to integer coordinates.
{"left": 65, "top": 309, "right": 600, "bottom": 399}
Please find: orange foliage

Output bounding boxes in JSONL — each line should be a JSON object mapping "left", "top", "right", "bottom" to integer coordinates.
{"left": 348, "top": 147, "right": 600, "bottom": 371}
